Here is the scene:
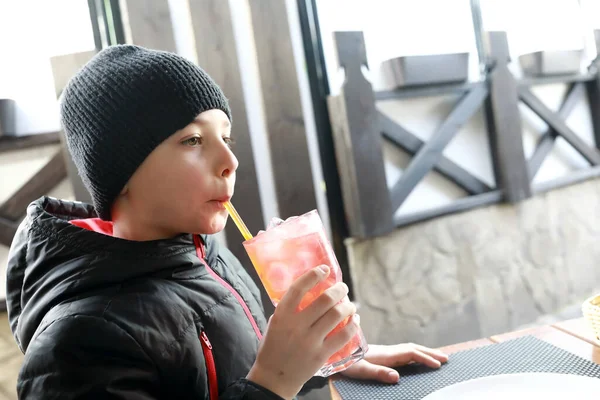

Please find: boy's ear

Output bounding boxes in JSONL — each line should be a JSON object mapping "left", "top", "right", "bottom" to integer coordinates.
{"left": 120, "top": 185, "right": 129, "bottom": 195}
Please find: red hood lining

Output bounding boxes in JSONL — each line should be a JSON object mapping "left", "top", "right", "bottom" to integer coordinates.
{"left": 70, "top": 218, "right": 114, "bottom": 236}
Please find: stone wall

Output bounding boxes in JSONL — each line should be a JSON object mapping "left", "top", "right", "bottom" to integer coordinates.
{"left": 347, "top": 178, "right": 600, "bottom": 347}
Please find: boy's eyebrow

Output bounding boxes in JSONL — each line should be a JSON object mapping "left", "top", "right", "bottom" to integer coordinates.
{"left": 192, "top": 117, "right": 231, "bottom": 129}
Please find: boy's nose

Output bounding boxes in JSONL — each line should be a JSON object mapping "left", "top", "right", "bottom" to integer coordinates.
{"left": 220, "top": 149, "right": 239, "bottom": 178}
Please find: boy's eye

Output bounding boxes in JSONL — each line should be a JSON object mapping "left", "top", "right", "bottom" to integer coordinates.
{"left": 223, "top": 137, "right": 236, "bottom": 148}
{"left": 183, "top": 136, "right": 202, "bottom": 146}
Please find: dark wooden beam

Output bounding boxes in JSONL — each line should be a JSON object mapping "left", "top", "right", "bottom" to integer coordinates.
{"left": 0, "top": 216, "right": 18, "bottom": 247}
{"left": 374, "top": 81, "right": 480, "bottom": 101}
{"left": 585, "top": 75, "right": 600, "bottom": 149}
{"left": 0, "top": 151, "right": 67, "bottom": 221}
{"left": 107, "top": 0, "right": 126, "bottom": 44}
{"left": 296, "top": 0, "right": 353, "bottom": 299}
{"left": 0, "top": 132, "right": 60, "bottom": 153}
{"left": 379, "top": 111, "right": 422, "bottom": 150}
{"left": 99, "top": 0, "right": 113, "bottom": 45}
{"left": 519, "top": 86, "right": 600, "bottom": 165}
{"left": 484, "top": 31, "right": 531, "bottom": 203}
{"left": 532, "top": 165, "right": 600, "bottom": 194}
{"left": 328, "top": 31, "right": 394, "bottom": 238}
{"left": 379, "top": 111, "right": 492, "bottom": 195}
{"left": 394, "top": 190, "right": 503, "bottom": 227}
{"left": 87, "top": 0, "right": 103, "bottom": 50}
{"left": 470, "top": 0, "right": 486, "bottom": 72}
{"left": 189, "top": 0, "right": 271, "bottom": 314}
{"left": 389, "top": 84, "right": 488, "bottom": 212}
{"left": 517, "top": 73, "right": 596, "bottom": 87}
{"left": 528, "top": 83, "right": 583, "bottom": 179}
{"left": 248, "top": 0, "right": 318, "bottom": 219}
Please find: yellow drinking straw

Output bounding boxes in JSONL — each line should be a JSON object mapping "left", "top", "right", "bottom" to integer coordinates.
{"left": 223, "top": 201, "right": 253, "bottom": 241}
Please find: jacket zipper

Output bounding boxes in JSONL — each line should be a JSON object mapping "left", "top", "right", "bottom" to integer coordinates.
{"left": 200, "top": 331, "right": 219, "bottom": 400}
{"left": 194, "top": 235, "right": 263, "bottom": 340}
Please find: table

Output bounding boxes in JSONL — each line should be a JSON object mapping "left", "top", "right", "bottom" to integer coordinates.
{"left": 330, "top": 318, "right": 600, "bottom": 399}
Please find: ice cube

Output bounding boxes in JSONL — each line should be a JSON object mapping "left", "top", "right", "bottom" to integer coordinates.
{"left": 296, "top": 250, "right": 318, "bottom": 272}
{"left": 267, "top": 217, "right": 285, "bottom": 230}
{"left": 257, "top": 239, "right": 285, "bottom": 261}
{"left": 265, "top": 262, "right": 293, "bottom": 292}
{"left": 291, "top": 217, "right": 319, "bottom": 238}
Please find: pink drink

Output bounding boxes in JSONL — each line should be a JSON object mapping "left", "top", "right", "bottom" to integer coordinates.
{"left": 243, "top": 210, "right": 367, "bottom": 377}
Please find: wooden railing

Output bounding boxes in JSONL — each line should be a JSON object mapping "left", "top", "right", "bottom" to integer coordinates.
{"left": 0, "top": 132, "right": 65, "bottom": 246}
{"left": 328, "top": 31, "right": 600, "bottom": 239}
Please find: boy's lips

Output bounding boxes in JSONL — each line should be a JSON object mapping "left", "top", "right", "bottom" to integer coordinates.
{"left": 211, "top": 195, "right": 231, "bottom": 206}
{"left": 213, "top": 195, "right": 232, "bottom": 203}
{"left": 208, "top": 197, "right": 230, "bottom": 211}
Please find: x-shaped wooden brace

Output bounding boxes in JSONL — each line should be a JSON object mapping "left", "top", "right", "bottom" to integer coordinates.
{"left": 380, "top": 83, "right": 490, "bottom": 213}
{"left": 518, "top": 84, "right": 600, "bottom": 179}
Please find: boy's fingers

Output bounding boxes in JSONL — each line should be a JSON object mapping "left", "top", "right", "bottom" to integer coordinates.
{"left": 414, "top": 345, "right": 449, "bottom": 363}
{"left": 411, "top": 350, "right": 442, "bottom": 368}
{"left": 323, "top": 315, "right": 358, "bottom": 355}
{"left": 277, "top": 265, "right": 329, "bottom": 314}
{"left": 312, "top": 301, "right": 356, "bottom": 339}
{"left": 303, "top": 283, "right": 348, "bottom": 327}
{"left": 342, "top": 360, "right": 399, "bottom": 384}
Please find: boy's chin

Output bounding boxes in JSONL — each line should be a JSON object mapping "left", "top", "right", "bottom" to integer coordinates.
{"left": 199, "top": 215, "right": 228, "bottom": 235}
{"left": 203, "top": 226, "right": 226, "bottom": 235}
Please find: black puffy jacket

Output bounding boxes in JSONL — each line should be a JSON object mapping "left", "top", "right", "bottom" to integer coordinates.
{"left": 5, "top": 197, "right": 323, "bottom": 399}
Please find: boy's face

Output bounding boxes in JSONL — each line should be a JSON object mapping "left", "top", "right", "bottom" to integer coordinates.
{"left": 118, "top": 109, "right": 238, "bottom": 238}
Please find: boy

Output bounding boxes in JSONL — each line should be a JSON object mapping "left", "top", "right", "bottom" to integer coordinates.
{"left": 5, "top": 45, "right": 447, "bottom": 399}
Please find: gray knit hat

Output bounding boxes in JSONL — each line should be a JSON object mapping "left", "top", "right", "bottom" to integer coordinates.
{"left": 60, "top": 45, "right": 231, "bottom": 220}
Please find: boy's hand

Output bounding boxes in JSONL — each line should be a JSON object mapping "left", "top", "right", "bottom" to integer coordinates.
{"left": 339, "top": 343, "right": 449, "bottom": 383}
{"left": 247, "top": 266, "right": 358, "bottom": 400}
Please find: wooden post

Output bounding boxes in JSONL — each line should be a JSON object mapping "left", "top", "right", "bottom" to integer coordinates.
{"left": 188, "top": 0, "right": 265, "bottom": 235}
{"left": 586, "top": 67, "right": 600, "bottom": 149}
{"left": 50, "top": 52, "right": 96, "bottom": 204}
{"left": 119, "top": 0, "right": 177, "bottom": 51}
{"left": 247, "top": 0, "right": 318, "bottom": 219}
{"left": 188, "top": 0, "right": 272, "bottom": 313}
{"left": 589, "top": 32, "right": 600, "bottom": 149}
{"left": 327, "top": 32, "right": 394, "bottom": 238}
{"left": 483, "top": 31, "right": 531, "bottom": 202}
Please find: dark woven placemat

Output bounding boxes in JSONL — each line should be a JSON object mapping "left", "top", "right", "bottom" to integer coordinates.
{"left": 333, "top": 336, "right": 600, "bottom": 399}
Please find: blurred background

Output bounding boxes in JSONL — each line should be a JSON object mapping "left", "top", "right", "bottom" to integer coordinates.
{"left": 2, "top": 0, "right": 600, "bottom": 399}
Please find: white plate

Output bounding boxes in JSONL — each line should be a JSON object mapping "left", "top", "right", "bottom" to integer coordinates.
{"left": 422, "top": 373, "right": 600, "bottom": 399}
